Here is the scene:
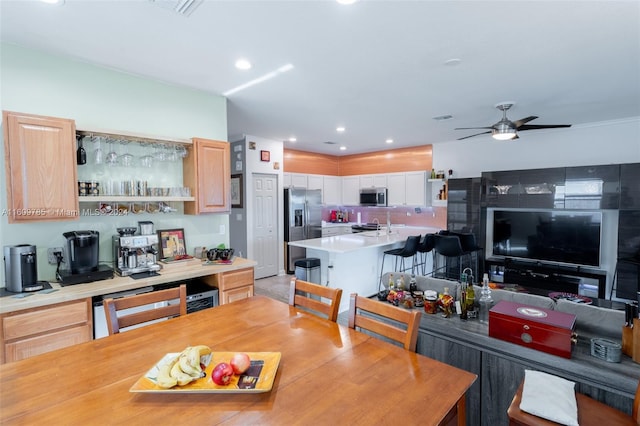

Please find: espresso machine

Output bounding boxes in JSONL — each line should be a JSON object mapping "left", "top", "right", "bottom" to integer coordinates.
{"left": 57, "top": 231, "right": 113, "bottom": 286}
{"left": 3, "top": 244, "right": 47, "bottom": 292}
{"left": 112, "top": 226, "right": 160, "bottom": 277}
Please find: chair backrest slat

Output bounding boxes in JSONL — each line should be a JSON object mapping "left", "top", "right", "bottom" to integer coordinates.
{"left": 289, "top": 279, "right": 342, "bottom": 322}
{"left": 104, "top": 284, "right": 187, "bottom": 335}
{"left": 348, "top": 293, "right": 421, "bottom": 351}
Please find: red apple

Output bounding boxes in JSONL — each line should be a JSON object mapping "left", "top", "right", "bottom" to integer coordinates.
{"left": 230, "top": 353, "right": 251, "bottom": 375}
{"left": 211, "top": 362, "right": 233, "bottom": 385}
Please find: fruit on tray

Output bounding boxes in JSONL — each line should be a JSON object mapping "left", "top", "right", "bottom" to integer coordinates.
{"left": 155, "top": 345, "right": 212, "bottom": 389}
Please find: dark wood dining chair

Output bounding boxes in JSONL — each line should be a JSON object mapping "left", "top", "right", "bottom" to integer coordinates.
{"left": 289, "top": 278, "right": 343, "bottom": 322}
{"left": 347, "top": 293, "right": 421, "bottom": 351}
{"left": 103, "top": 284, "right": 187, "bottom": 335}
{"left": 507, "top": 378, "right": 640, "bottom": 425}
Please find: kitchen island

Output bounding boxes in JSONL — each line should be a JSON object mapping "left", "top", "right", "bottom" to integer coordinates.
{"left": 288, "top": 226, "right": 440, "bottom": 313}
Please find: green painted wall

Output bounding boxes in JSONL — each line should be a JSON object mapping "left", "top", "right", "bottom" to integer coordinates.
{"left": 0, "top": 43, "right": 229, "bottom": 284}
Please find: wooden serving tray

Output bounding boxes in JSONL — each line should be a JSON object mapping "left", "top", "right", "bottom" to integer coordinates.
{"left": 130, "top": 351, "right": 281, "bottom": 393}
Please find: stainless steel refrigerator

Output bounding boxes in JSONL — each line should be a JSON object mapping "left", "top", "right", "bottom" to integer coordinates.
{"left": 284, "top": 188, "right": 322, "bottom": 273}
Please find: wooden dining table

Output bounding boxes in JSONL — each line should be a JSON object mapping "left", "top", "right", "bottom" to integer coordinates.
{"left": 0, "top": 295, "right": 476, "bottom": 425}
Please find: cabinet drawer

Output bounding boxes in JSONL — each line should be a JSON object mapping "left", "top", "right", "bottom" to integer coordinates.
{"left": 3, "top": 300, "right": 90, "bottom": 340}
{"left": 215, "top": 268, "right": 254, "bottom": 291}
{"left": 5, "top": 325, "right": 92, "bottom": 363}
{"left": 222, "top": 286, "right": 254, "bottom": 305}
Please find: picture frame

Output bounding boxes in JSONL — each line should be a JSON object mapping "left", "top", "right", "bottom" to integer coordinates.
{"left": 231, "top": 174, "right": 243, "bottom": 208}
{"left": 157, "top": 228, "right": 187, "bottom": 260}
{"left": 260, "top": 150, "right": 270, "bottom": 162}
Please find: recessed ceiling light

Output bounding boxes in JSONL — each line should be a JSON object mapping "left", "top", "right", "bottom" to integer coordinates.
{"left": 339, "top": 146, "right": 347, "bottom": 151}
{"left": 336, "top": 0, "right": 358, "bottom": 4}
{"left": 336, "top": 126, "right": 345, "bottom": 133}
{"left": 235, "top": 59, "right": 252, "bottom": 70}
{"left": 444, "top": 58, "right": 462, "bottom": 66}
{"left": 385, "top": 139, "right": 394, "bottom": 144}
{"left": 288, "top": 137, "right": 297, "bottom": 142}
{"left": 41, "top": 0, "right": 64, "bottom": 4}
{"left": 433, "top": 114, "right": 453, "bottom": 121}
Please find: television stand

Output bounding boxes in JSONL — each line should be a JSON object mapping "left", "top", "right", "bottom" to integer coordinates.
{"left": 487, "top": 258, "right": 607, "bottom": 299}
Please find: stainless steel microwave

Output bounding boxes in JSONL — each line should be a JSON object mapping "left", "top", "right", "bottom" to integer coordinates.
{"left": 359, "top": 188, "right": 387, "bottom": 206}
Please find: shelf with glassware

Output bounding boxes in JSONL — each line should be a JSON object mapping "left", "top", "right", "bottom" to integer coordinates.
{"left": 75, "top": 130, "right": 195, "bottom": 213}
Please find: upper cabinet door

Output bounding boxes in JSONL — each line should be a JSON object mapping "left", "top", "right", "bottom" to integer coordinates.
{"left": 518, "top": 167, "right": 565, "bottom": 209}
{"left": 184, "top": 138, "right": 230, "bottom": 214}
{"left": 565, "top": 164, "right": 620, "bottom": 210}
{"left": 3, "top": 111, "right": 78, "bottom": 223}
{"left": 481, "top": 171, "right": 520, "bottom": 207}
{"left": 620, "top": 163, "right": 640, "bottom": 210}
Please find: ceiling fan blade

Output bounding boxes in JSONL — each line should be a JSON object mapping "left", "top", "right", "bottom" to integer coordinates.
{"left": 513, "top": 116, "right": 538, "bottom": 128}
{"left": 518, "top": 124, "right": 572, "bottom": 130}
{"left": 454, "top": 126, "right": 494, "bottom": 130}
{"left": 457, "top": 131, "right": 491, "bottom": 140}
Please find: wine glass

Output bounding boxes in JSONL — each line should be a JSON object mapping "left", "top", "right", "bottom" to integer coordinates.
{"left": 105, "top": 137, "right": 118, "bottom": 166}
{"left": 118, "top": 141, "right": 134, "bottom": 167}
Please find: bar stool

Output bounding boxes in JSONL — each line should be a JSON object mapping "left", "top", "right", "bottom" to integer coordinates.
{"left": 379, "top": 235, "right": 421, "bottom": 287}
{"left": 433, "top": 234, "right": 466, "bottom": 280}
{"left": 450, "top": 232, "right": 483, "bottom": 279}
{"left": 417, "top": 234, "right": 436, "bottom": 275}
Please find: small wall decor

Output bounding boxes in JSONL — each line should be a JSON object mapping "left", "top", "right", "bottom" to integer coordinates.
{"left": 249, "top": 141, "right": 256, "bottom": 150}
{"left": 261, "top": 150, "right": 270, "bottom": 162}
{"left": 273, "top": 161, "right": 280, "bottom": 170}
{"left": 231, "top": 174, "right": 243, "bottom": 208}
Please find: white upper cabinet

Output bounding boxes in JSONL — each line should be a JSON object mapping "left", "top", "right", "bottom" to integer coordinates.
{"left": 386, "top": 173, "right": 406, "bottom": 206}
{"left": 307, "top": 174, "right": 323, "bottom": 191}
{"left": 283, "top": 173, "right": 292, "bottom": 188}
{"left": 323, "top": 176, "right": 341, "bottom": 205}
{"left": 342, "top": 176, "right": 360, "bottom": 206}
{"left": 290, "top": 173, "right": 308, "bottom": 188}
{"left": 360, "top": 174, "right": 387, "bottom": 189}
{"left": 405, "top": 171, "right": 427, "bottom": 206}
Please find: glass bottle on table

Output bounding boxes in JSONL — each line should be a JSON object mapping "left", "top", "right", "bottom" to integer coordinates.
{"left": 388, "top": 273, "right": 395, "bottom": 291}
{"left": 478, "top": 273, "right": 493, "bottom": 323}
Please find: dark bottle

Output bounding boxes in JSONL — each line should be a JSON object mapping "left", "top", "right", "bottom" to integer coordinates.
{"left": 76, "top": 136, "right": 86, "bottom": 165}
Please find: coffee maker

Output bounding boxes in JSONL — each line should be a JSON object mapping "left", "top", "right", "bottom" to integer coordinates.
{"left": 3, "top": 244, "right": 46, "bottom": 292}
{"left": 57, "top": 230, "right": 113, "bottom": 286}
{"left": 112, "top": 227, "right": 160, "bottom": 277}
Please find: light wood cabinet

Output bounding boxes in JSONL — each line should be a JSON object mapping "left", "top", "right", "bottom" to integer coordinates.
{"left": 204, "top": 267, "right": 254, "bottom": 305}
{"left": 183, "top": 138, "right": 230, "bottom": 214}
{"left": 0, "top": 299, "right": 92, "bottom": 364}
{"left": 2, "top": 111, "right": 78, "bottom": 223}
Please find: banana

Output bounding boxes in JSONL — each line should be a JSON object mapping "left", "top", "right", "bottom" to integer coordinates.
{"left": 155, "top": 356, "right": 178, "bottom": 389}
{"left": 193, "top": 345, "right": 212, "bottom": 357}
{"left": 170, "top": 359, "right": 196, "bottom": 386}
{"left": 179, "top": 348, "right": 202, "bottom": 378}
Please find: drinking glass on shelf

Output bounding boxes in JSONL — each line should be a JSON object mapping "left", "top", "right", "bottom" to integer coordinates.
{"left": 105, "top": 137, "right": 118, "bottom": 166}
{"left": 118, "top": 141, "right": 134, "bottom": 167}
{"left": 164, "top": 144, "right": 177, "bottom": 162}
{"left": 86, "top": 135, "right": 103, "bottom": 165}
{"left": 175, "top": 145, "right": 188, "bottom": 159}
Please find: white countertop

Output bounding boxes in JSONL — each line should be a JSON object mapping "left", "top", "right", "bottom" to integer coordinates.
{"left": 0, "top": 258, "right": 257, "bottom": 314}
{"left": 288, "top": 226, "right": 440, "bottom": 254}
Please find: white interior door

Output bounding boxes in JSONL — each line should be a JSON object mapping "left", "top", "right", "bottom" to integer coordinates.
{"left": 252, "top": 173, "right": 278, "bottom": 279}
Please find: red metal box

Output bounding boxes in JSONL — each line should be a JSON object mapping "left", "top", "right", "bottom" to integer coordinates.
{"left": 489, "top": 300, "right": 577, "bottom": 359}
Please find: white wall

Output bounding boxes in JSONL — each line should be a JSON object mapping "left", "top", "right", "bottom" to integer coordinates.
{"left": 433, "top": 118, "right": 640, "bottom": 178}
{"left": 0, "top": 43, "right": 229, "bottom": 284}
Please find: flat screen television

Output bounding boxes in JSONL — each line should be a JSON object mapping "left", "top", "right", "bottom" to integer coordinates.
{"left": 491, "top": 210, "right": 602, "bottom": 268}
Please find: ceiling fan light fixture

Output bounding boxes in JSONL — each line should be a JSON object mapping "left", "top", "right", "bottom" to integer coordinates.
{"left": 492, "top": 123, "right": 517, "bottom": 140}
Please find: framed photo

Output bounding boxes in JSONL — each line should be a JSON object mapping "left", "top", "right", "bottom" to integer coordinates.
{"left": 231, "top": 174, "right": 243, "bottom": 208}
{"left": 157, "top": 228, "right": 186, "bottom": 260}
{"left": 260, "top": 150, "right": 270, "bottom": 162}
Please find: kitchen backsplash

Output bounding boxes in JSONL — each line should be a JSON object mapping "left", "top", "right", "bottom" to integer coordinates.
{"left": 322, "top": 206, "right": 447, "bottom": 229}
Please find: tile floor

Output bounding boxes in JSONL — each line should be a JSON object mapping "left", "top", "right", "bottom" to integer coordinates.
{"left": 254, "top": 274, "right": 350, "bottom": 325}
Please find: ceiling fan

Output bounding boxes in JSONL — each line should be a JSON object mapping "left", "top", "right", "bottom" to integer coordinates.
{"left": 455, "top": 102, "right": 571, "bottom": 141}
